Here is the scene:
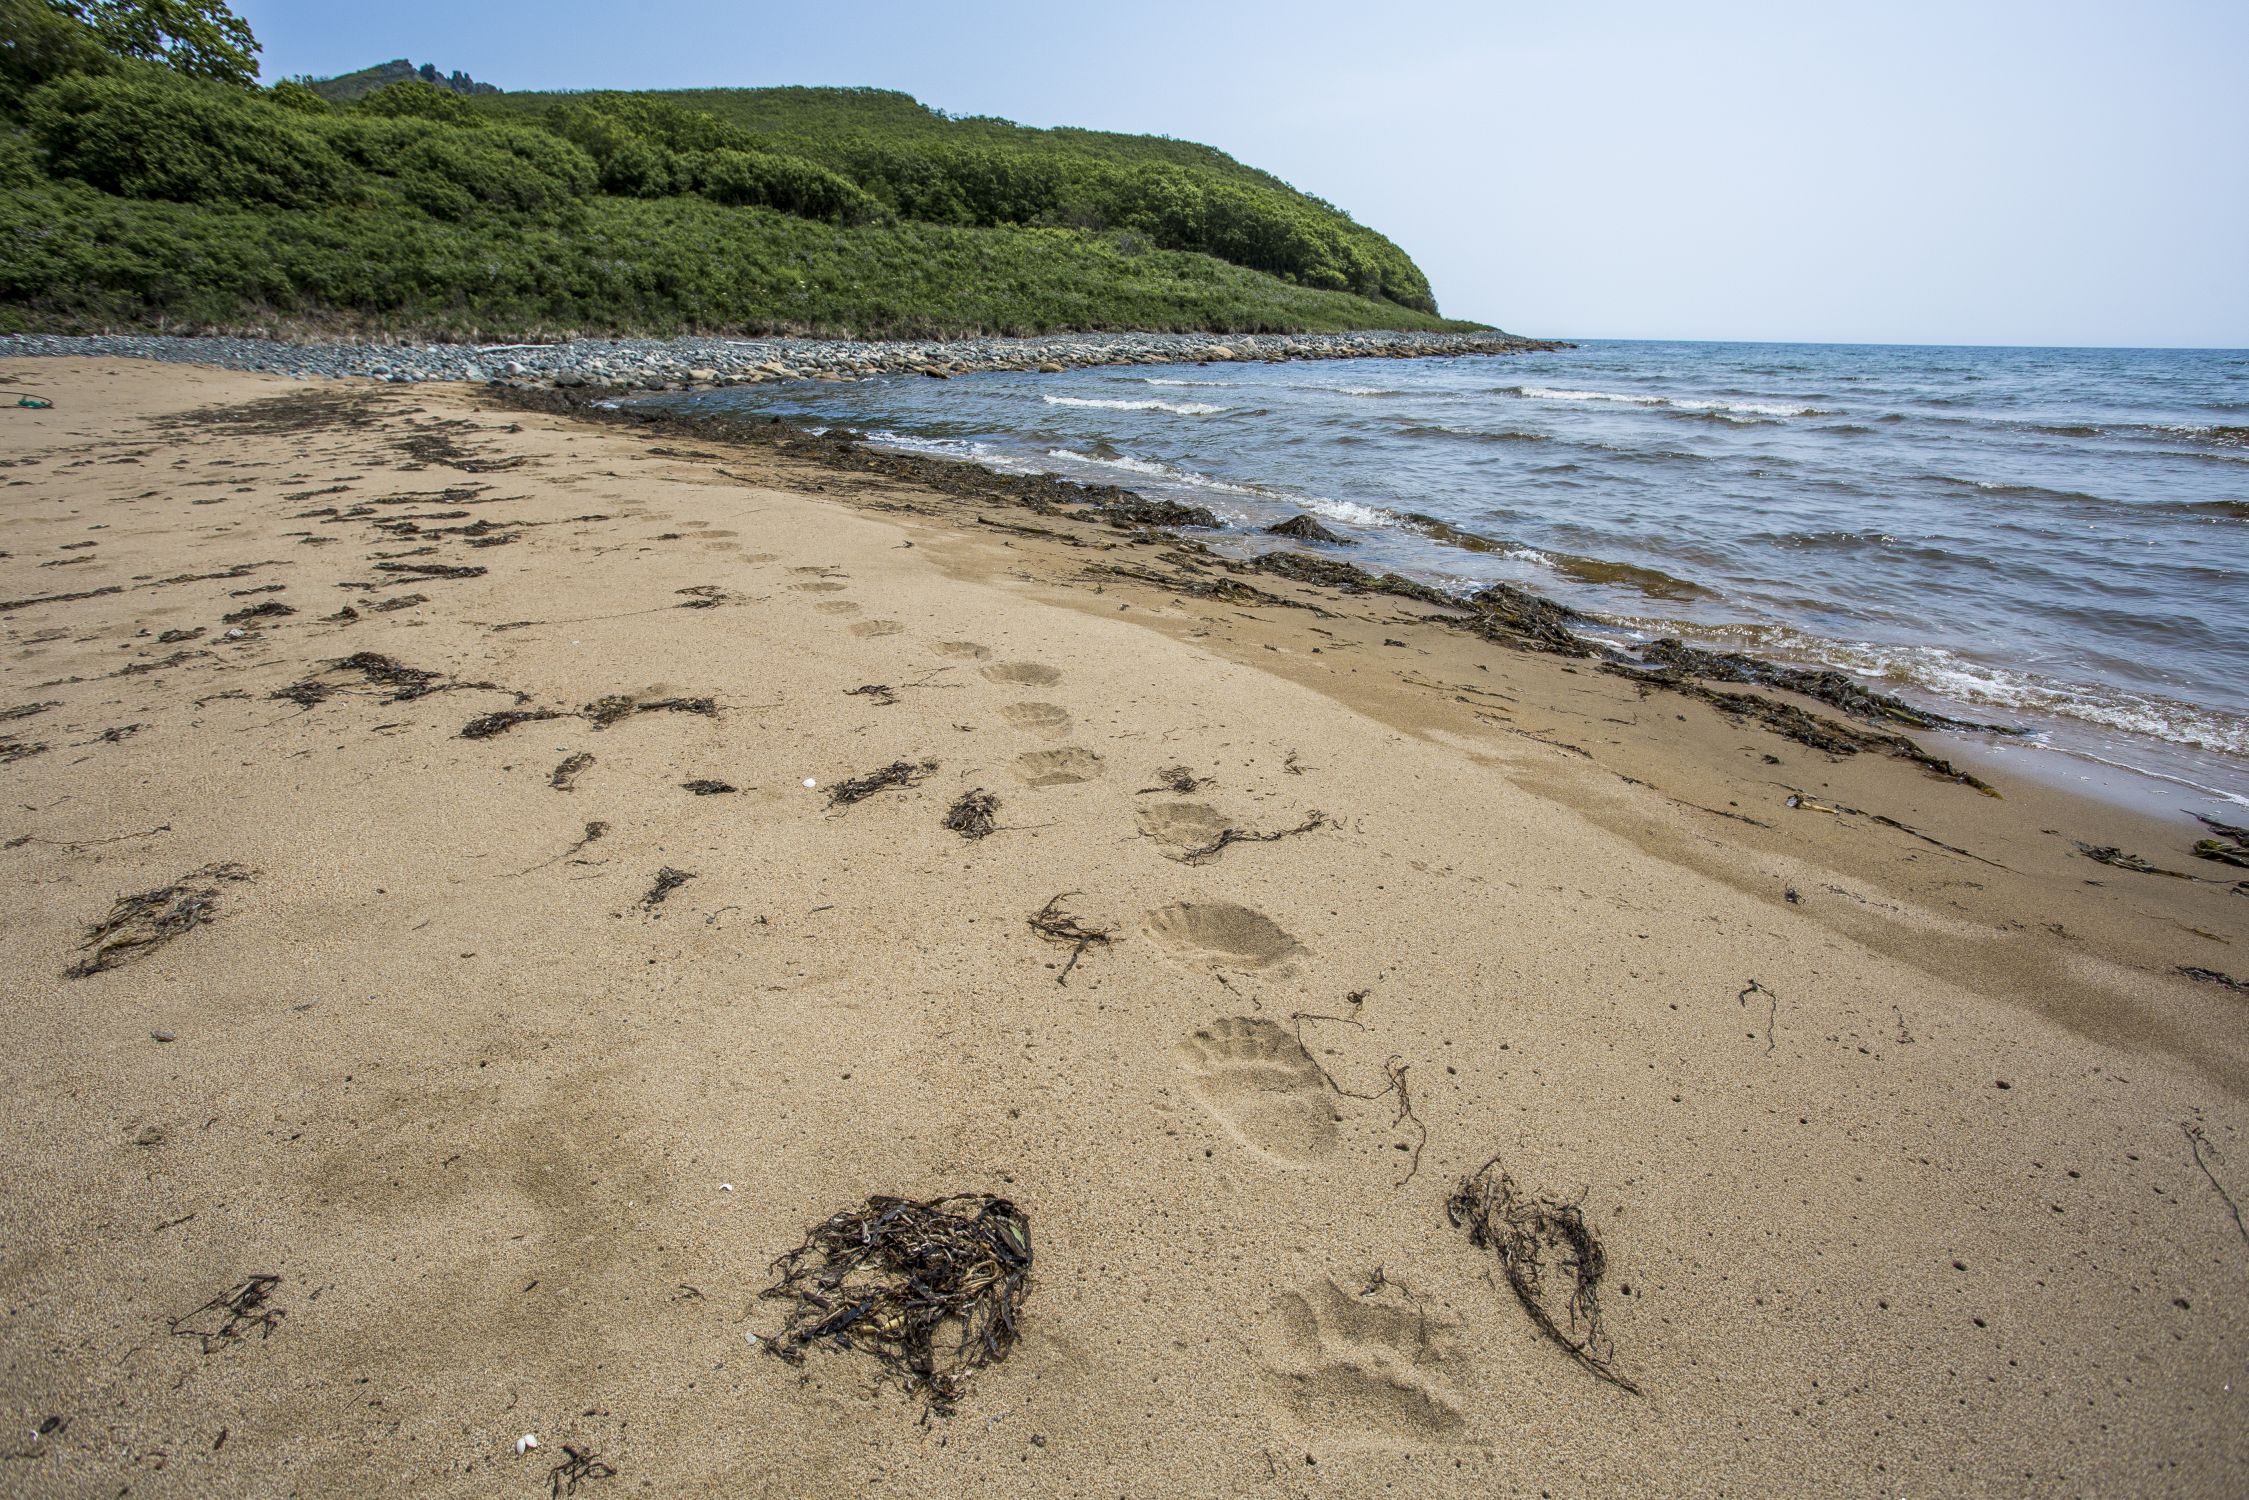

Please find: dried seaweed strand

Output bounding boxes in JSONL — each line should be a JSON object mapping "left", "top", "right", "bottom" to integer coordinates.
{"left": 1173, "top": 810, "right": 1329, "bottom": 866}
{"left": 2184, "top": 1123, "right": 2249, "bottom": 1255}
{"left": 1028, "top": 892, "right": 1110, "bottom": 985}
{"left": 1738, "top": 979, "right": 1779, "bottom": 1055}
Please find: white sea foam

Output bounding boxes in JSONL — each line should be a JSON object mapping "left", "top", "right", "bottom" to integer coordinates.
{"left": 1506, "top": 386, "right": 1833, "bottom": 418}
{"left": 1140, "top": 378, "right": 1237, "bottom": 387}
{"left": 1597, "top": 619, "right": 2249, "bottom": 759}
{"left": 1043, "top": 449, "right": 1398, "bottom": 531}
{"left": 1295, "top": 495, "right": 1399, "bottom": 529}
{"left": 865, "top": 430, "right": 1050, "bottom": 477}
{"left": 1043, "top": 394, "right": 1226, "bottom": 415}
{"left": 1044, "top": 448, "right": 1261, "bottom": 496}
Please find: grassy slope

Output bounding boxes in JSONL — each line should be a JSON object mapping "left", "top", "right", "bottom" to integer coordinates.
{"left": 0, "top": 182, "right": 1477, "bottom": 340}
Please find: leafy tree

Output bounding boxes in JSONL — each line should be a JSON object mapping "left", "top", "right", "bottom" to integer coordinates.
{"left": 49, "top": 0, "right": 258, "bottom": 86}
{"left": 1, "top": 0, "right": 114, "bottom": 98}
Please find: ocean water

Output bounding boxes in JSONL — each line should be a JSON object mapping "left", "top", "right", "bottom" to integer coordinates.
{"left": 658, "top": 340, "right": 2249, "bottom": 810}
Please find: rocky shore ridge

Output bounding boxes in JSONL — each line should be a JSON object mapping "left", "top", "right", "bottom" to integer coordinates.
{"left": 0, "top": 330, "right": 1562, "bottom": 390}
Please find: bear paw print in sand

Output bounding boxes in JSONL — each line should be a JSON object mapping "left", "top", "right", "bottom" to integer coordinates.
{"left": 1176, "top": 1016, "right": 1337, "bottom": 1165}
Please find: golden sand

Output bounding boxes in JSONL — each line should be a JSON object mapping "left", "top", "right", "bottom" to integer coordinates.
{"left": 1, "top": 360, "right": 2242, "bottom": 1496}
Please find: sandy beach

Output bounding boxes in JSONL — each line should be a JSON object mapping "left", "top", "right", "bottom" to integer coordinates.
{"left": 2, "top": 357, "right": 2243, "bottom": 1497}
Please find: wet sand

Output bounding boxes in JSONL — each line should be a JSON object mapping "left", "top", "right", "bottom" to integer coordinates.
{"left": 2, "top": 358, "right": 2244, "bottom": 1497}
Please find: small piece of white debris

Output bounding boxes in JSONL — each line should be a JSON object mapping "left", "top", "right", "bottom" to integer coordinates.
{"left": 803, "top": 777, "right": 817, "bottom": 789}
{"left": 719, "top": 1183, "right": 734, "bottom": 1192}
{"left": 515, "top": 1434, "right": 538, "bottom": 1455}
{"left": 744, "top": 1330, "right": 760, "bottom": 1348}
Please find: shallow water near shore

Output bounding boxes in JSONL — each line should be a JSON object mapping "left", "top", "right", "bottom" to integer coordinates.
{"left": 657, "top": 338, "right": 2249, "bottom": 810}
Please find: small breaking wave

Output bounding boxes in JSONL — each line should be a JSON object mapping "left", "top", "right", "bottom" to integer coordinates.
{"left": 1044, "top": 447, "right": 1260, "bottom": 497}
{"left": 1140, "top": 377, "right": 1236, "bottom": 387}
{"left": 1044, "top": 394, "right": 1225, "bottom": 416}
{"left": 1394, "top": 423, "right": 1552, "bottom": 445}
{"left": 1916, "top": 474, "right": 2110, "bottom": 506}
{"left": 2163, "top": 423, "right": 2249, "bottom": 449}
{"left": 1501, "top": 385, "right": 1836, "bottom": 418}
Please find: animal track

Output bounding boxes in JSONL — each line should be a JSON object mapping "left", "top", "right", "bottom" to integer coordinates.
{"left": 1261, "top": 1278, "right": 1466, "bottom": 1441}
{"left": 1146, "top": 901, "right": 1303, "bottom": 969}
{"left": 789, "top": 581, "right": 847, "bottom": 593}
{"left": 982, "top": 661, "right": 1061, "bottom": 686}
{"left": 849, "top": 619, "right": 904, "bottom": 638}
{"left": 930, "top": 641, "right": 992, "bottom": 660}
{"left": 1014, "top": 747, "right": 1103, "bottom": 786}
{"left": 1176, "top": 1016, "right": 1336, "bottom": 1164}
{"left": 814, "top": 600, "right": 860, "bottom": 615}
{"left": 999, "top": 701, "right": 1071, "bottom": 736}
{"left": 1136, "top": 801, "right": 1229, "bottom": 848}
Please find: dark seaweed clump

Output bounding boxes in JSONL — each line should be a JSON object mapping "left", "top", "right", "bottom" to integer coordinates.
{"left": 67, "top": 863, "right": 255, "bottom": 979}
{"left": 1634, "top": 638, "right": 2017, "bottom": 735}
{"left": 828, "top": 759, "right": 936, "bottom": 807}
{"left": 220, "top": 599, "right": 294, "bottom": 625}
{"left": 943, "top": 788, "right": 998, "bottom": 839}
{"left": 641, "top": 867, "right": 694, "bottom": 907}
{"left": 274, "top": 651, "right": 463, "bottom": 707}
{"left": 760, "top": 1193, "right": 1032, "bottom": 1412}
{"left": 461, "top": 708, "right": 563, "bottom": 740}
{"left": 1266, "top": 513, "right": 1355, "bottom": 545}
{"left": 582, "top": 694, "right": 716, "bottom": 729}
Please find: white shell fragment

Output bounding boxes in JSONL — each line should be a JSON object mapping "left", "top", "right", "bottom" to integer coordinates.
{"left": 803, "top": 778, "right": 817, "bottom": 788}
{"left": 516, "top": 1434, "right": 539, "bottom": 1455}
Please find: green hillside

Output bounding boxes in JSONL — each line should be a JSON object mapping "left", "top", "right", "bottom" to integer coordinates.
{"left": 0, "top": 2, "right": 1484, "bottom": 339}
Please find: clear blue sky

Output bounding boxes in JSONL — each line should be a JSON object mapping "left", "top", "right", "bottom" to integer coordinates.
{"left": 233, "top": 0, "right": 2249, "bottom": 347}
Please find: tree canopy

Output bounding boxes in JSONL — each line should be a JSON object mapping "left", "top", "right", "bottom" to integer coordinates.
{"left": 47, "top": 0, "right": 258, "bottom": 86}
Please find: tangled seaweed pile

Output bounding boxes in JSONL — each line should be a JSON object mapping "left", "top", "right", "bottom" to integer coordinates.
{"left": 1447, "top": 1158, "right": 1641, "bottom": 1395}
{"left": 66, "top": 863, "right": 256, "bottom": 979}
{"left": 760, "top": 1193, "right": 1032, "bottom": 1411}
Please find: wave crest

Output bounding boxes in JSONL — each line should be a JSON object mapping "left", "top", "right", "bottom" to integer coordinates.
{"left": 1044, "top": 394, "right": 1225, "bottom": 416}
{"left": 1502, "top": 385, "right": 1836, "bottom": 418}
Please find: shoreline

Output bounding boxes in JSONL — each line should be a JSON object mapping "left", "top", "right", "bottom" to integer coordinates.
{"left": 0, "top": 329, "right": 1567, "bottom": 390}
{"left": 524, "top": 382, "right": 2249, "bottom": 824}
{"left": 2, "top": 359, "right": 2243, "bottom": 1496}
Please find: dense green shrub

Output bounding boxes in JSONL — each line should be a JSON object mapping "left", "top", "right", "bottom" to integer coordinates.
{"left": 353, "top": 77, "right": 479, "bottom": 125}
{"left": 0, "top": 130, "right": 42, "bottom": 187}
{"left": 0, "top": 181, "right": 1477, "bottom": 338}
{"left": 375, "top": 122, "right": 593, "bottom": 219}
{"left": 27, "top": 71, "right": 349, "bottom": 206}
{"left": 689, "top": 147, "right": 874, "bottom": 222}
{"left": 265, "top": 76, "right": 327, "bottom": 112}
